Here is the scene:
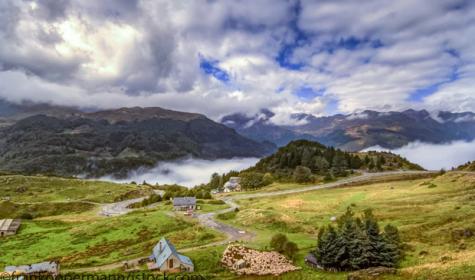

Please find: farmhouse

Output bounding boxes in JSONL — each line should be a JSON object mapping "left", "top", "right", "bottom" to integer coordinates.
{"left": 4, "top": 261, "right": 60, "bottom": 276}
{"left": 0, "top": 219, "right": 21, "bottom": 237}
{"left": 148, "top": 237, "right": 194, "bottom": 272}
{"left": 223, "top": 177, "right": 241, "bottom": 192}
{"left": 173, "top": 197, "right": 196, "bottom": 211}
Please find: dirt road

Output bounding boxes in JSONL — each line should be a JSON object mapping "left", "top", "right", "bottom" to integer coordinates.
{"left": 66, "top": 170, "right": 435, "bottom": 272}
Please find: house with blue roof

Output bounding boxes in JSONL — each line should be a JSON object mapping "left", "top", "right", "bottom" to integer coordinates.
{"left": 149, "top": 237, "right": 194, "bottom": 272}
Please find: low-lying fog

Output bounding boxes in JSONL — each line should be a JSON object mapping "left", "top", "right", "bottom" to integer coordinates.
{"left": 364, "top": 140, "right": 475, "bottom": 170}
{"left": 100, "top": 157, "right": 259, "bottom": 188}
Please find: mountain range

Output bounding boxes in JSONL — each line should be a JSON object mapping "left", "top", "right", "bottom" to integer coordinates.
{"left": 221, "top": 109, "right": 475, "bottom": 151}
{"left": 0, "top": 100, "right": 273, "bottom": 178}
{"left": 1, "top": 98, "right": 474, "bottom": 178}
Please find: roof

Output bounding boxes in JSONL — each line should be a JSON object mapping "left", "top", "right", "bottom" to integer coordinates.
{"left": 305, "top": 253, "right": 318, "bottom": 265}
{"left": 152, "top": 238, "right": 193, "bottom": 268}
{"left": 5, "top": 262, "right": 58, "bottom": 274}
{"left": 152, "top": 238, "right": 177, "bottom": 268}
{"left": 0, "top": 219, "right": 21, "bottom": 232}
{"left": 177, "top": 254, "right": 193, "bottom": 266}
{"left": 173, "top": 197, "right": 196, "bottom": 206}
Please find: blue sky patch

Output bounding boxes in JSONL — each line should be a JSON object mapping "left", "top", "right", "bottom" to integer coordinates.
{"left": 295, "top": 86, "right": 325, "bottom": 100}
{"left": 409, "top": 67, "right": 459, "bottom": 102}
{"left": 199, "top": 57, "right": 230, "bottom": 82}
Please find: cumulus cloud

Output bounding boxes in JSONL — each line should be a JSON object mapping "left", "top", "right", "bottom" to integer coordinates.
{"left": 100, "top": 157, "right": 259, "bottom": 188}
{"left": 365, "top": 140, "right": 475, "bottom": 170}
{"left": 1, "top": 0, "right": 475, "bottom": 121}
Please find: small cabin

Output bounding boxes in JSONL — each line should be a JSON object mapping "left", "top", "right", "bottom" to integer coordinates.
{"left": 173, "top": 197, "right": 196, "bottom": 211}
{"left": 0, "top": 219, "right": 21, "bottom": 237}
{"left": 149, "top": 238, "right": 194, "bottom": 272}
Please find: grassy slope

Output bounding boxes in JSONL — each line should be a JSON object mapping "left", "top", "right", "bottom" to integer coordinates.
{"left": 0, "top": 175, "right": 153, "bottom": 218}
{"left": 0, "top": 175, "right": 139, "bottom": 203}
{"left": 211, "top": 172, "right": 475, "bottom": 279}
{"left": 0, "top": 207, "right": 224, "bottom": 269}
{"left": 0, "top": 175, "right": 226, "bottom": 270}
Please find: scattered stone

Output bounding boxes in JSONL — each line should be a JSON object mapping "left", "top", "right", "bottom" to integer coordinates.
{"left": 330, "top": 216, "right": 337, "bottom": 222}
{"left": 221, "top": 245, "right": 300, "bottom": 276}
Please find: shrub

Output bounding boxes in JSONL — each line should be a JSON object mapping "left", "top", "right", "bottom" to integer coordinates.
{"left": 217, "top": 211, "right": 236, "bottom": 220}
{"left": 270, "top": 233, "right": 288, "bottom": 252}
{"left": 293, "top": 166, "right": 313, "bottom": 183}
{"left": 283, "top": 241, "right": 298, "bottom": 260}
{"left": 19, "top": 212, "right": 34, "bottom": 220}
{"left": 240, "top": 172, "right": 266, "bottom": 189}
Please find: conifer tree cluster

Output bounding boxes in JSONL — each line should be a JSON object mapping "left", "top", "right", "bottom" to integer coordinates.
{"left": 310, "top": 208, "right": 403, "bottom": 271}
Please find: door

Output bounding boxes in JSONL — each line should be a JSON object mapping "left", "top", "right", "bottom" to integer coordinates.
{"left": 169, "top": 258, "right": 174, "bottom": 268}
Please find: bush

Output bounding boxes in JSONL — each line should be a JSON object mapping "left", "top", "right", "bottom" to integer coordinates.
{"left": 283, "top": 241, "right": 298, "bottom": 260}
{"left": 293, "top": 166, "right": 313, "bottom": 183}
{"left": 240, "top": 172, "right": 266, "bottom": 189}
{"left": 19, "top": 212, "right": 34, "bottom": 220}
{"left": 263, "top": 173, "right": 274, "bottom": 185}
{"left": 217, "top": 211, "right": 236, "bottom": 220}
{"left": 270, "top": 233, "right": 288, "bottom": 252}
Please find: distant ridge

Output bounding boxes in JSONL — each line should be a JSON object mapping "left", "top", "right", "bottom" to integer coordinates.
{"left": 222, "top": 109, "right": 475, "bottom": 151}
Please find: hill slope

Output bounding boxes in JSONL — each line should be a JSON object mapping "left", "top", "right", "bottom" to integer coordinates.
{"left": 456, "top": 161, "right": 475, "bottom": 171}
{"left": 0, "top": 107, "right": 274, "bottom": 178}
{"left": 236, "top": 140, "right": 423, "bottom": 186}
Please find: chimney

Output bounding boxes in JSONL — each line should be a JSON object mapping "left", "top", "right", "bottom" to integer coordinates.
{"left": 159, "top": 241, "right": 162, "bottom": 252}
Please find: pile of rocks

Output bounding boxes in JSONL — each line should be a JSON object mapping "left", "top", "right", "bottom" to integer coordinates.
{"left": 221, "top": 245, "right": 300, "bottom": 276}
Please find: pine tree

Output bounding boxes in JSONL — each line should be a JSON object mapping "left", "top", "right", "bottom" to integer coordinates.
{"left": 362, "top": 209, "right": 393, "bottom": 267}
{"left": 312, "top": 208, "right": 403, "bottom": 271}
{"left": 383, "top": 224, "right": 403, "bottom": 264}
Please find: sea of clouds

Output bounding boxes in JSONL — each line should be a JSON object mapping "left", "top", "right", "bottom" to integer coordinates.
{"left": 364, "top": 140, "right": 475, "bottom": 170}
{"left": 100, "top": 157, "right": 259, "bottom": 188}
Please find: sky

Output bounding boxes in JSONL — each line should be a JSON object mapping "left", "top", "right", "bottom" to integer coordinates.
{"left": 1, "top": 0, "right": 475, "bottom": 124}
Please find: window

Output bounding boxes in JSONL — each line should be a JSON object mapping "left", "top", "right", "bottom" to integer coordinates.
{"left": 169, "top": 259, "right": 173, "bottom": 268}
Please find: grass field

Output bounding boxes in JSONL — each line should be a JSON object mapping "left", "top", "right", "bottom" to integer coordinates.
{"left": 0, "top": 207, "right": 224, "bottom": 269}
{"left": 211, "top": 172, "right": 475, "bottom": 279}
{"left": 0, "top": 175, "right": 226, "bottom": 270}
{"left": 1, "top": 172, "right": 475, "bottom": 279}
{"left": 0, "top": 175, "right": 141, "bottom": 203}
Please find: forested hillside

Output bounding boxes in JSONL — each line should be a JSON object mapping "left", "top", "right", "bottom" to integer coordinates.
{"left": 208, "top": 140, "right": 423, "bottom": 190}
{"left": 0, "top": 107, "right": 274, "bottom": 178}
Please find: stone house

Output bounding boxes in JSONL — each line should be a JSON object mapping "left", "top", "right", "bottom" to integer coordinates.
{"left": 172, "top": 197, "right": 196, "bottom": 211}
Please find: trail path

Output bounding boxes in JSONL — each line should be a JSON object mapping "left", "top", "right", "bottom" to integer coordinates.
{"left": 64, "top": 170, "right": 435, "bottom": 272}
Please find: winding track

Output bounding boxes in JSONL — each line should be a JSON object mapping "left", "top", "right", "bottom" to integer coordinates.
{"left": 65, "top": 170, "right": 435, "bottom": 272}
